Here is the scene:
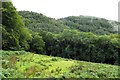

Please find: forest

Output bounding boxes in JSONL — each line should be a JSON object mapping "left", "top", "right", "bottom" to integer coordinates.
{"left": 1, "top": 1, "right": 120, "bottom": 79}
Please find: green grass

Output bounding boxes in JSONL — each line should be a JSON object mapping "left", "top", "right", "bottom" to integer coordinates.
{"left": 1, "top": 50, "right": 120, "bottom": 78}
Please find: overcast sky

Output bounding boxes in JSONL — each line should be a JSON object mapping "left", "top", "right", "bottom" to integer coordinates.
{"left": 12, "top": 0, "right": 119, "bottom": 21}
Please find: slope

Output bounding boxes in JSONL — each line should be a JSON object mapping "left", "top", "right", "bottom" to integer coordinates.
{"left": 1, "top": 50, "right": 119, "bottom": 78}
{"left": 19, "top": 11, "right": 119, "bottom": 35}
{"left": 58, "top": 16, "right": 119, "bottom": 35}
{"left": 19, "top": 11, "right": 69, "bottom": 34}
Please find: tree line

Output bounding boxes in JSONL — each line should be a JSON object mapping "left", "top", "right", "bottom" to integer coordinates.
{"left": 1, "top": 2, "right": 120, "bottom": 65}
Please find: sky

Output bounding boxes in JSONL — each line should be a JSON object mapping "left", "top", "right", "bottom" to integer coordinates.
{"left": 12, "top": 0, "right": 119, "bottom": 21}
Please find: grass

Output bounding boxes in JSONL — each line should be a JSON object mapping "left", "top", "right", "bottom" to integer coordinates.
{"left": 1, "top": 50, "right": 120, "bottom": 78}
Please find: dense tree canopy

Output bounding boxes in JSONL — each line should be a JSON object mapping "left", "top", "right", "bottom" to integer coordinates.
{"left": 58, "top": 16, "right": 119, "bottom": 35}
{"left": 40, "top": 30, "right": 119, "bottom": 65}
{"left": 2, "top": 4, "right": 120, "bottom": 65}
{"left": 19, "top": 11, "right": 69, "bottom": 34}
{"left": 19, "top": 11, "right": 119, "bottom": 35}
{"left": 2, "top": 2, "right": 32, "bottom": 50}
{"left": 28, "top": 31, "right": 45, "bottom": 54}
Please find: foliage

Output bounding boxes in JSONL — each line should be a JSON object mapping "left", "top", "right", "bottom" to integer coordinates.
{"left": 19, "top": 11, "right": 119, "bottom": 35}
{"left": 17, "top": 11, "right": 120, "bottom": 65}
{"left": 18, "top": 11, "right": 69, "bottom": 34}
{"left": 29, "top": 31, "right": 45, "bottom": 54}
{"left": 2, "top": 2, "right": 32, "bottom": 50}
{"left": 40, "top": 30, "right": 119, "bottom": 65}
{"left": 58, "top": 16, "right": 119, "bottom": 35}
{"left": 1, "top": 50, "right": 119, "bottom": 78}
{"left": 2, "top": 3, "right": 120, "bottom": 66}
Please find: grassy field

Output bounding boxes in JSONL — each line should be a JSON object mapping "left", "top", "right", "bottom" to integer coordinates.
{"left": 1, "top": 50, "right": 120, "bottom": 78}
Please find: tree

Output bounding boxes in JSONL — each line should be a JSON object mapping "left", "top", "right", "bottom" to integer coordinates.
{"left": 2, "top": 2, "right": 32, "bottom": 50}
{"left": 29, "top": 32, "right": 45, "bottom": 54}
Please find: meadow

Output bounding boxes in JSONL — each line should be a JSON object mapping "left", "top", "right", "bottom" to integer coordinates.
{"left": 1, "top": 50, "right": 119, "bottom": 78}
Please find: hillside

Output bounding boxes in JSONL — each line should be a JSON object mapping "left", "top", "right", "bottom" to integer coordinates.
{"left": 2, "top": 2, "right": 119, "bottom": 65}
{"left": 1, "top": 50, "right": 119, "bottom": 78}
{"left": 58, "top": 16, "right": 119, "bottom": 35}
{"left": 17, "top": 11, "right": 120, "bottom": 66}
{"left": 19, "top": 11, "right": 119, "bottom": 35}
{"left": 19, "top": 11, "right": 69, "bottom": 34}
{"left": 1, "top": 2, "right": 120, "bottom": 79}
